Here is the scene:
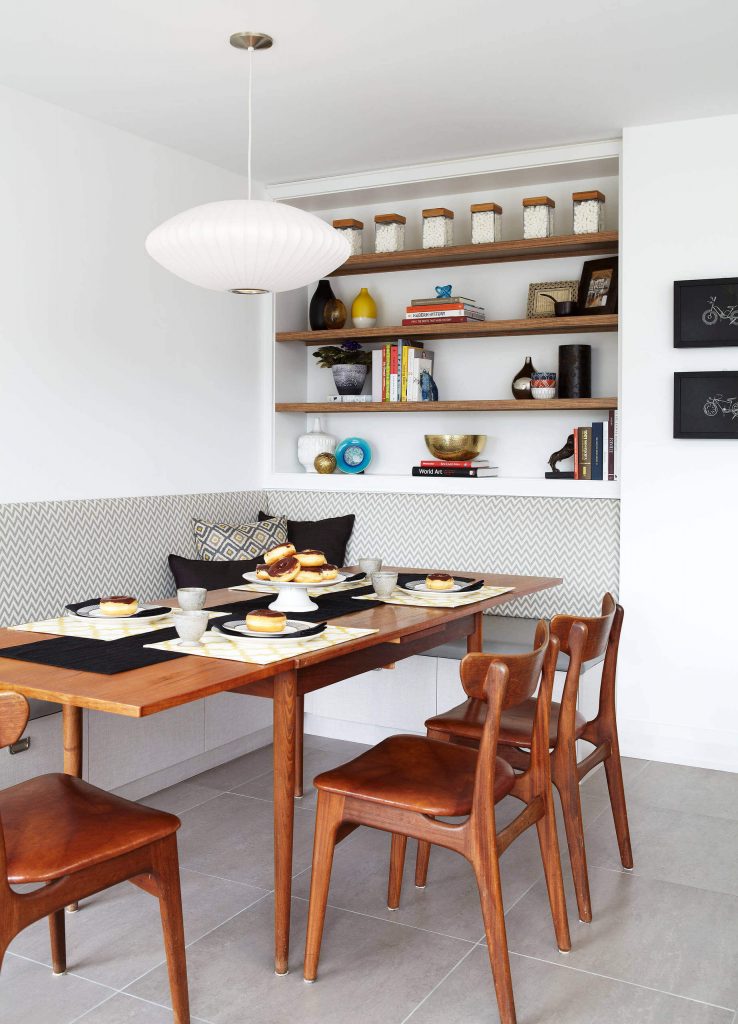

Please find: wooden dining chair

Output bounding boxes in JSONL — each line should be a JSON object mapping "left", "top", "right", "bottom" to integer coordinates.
{"left": 304, "top": 623, "right": 570, "bottom": 1024}
{"left": 0, "top": 692, "right": 190, "bottom": 1024}
{"left": 414, "top": 594, "right": 630, "bottom": 924}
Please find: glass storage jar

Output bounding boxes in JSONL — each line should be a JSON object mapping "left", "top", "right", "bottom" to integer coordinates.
{"left": 374, "top": 213, "right": 406, "bottom": 253}
{"left": 470, "top": 202, "right": 502, "bottom": 244}
{"left": 522, "top": 196, "right": 555, "bottom": 239}
{"left": 422, "top": 208, "right": 454, "bottom": 248}
{"left": 332, "top": 218, "right": 364, "bottom": 256}
{"left": 572, "top": 191, "right": 605, "bottom": 234}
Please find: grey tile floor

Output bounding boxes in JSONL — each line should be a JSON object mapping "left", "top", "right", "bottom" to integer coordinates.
{"left": 4, "top": 736, "right": 738, "bottom": 1024}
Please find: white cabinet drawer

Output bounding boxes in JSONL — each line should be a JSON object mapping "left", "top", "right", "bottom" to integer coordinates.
{"left": 0, "top": 710, "right": 64, "bottom": 788}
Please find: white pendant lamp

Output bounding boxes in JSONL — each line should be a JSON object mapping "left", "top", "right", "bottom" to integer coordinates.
{"left": 145, "top": 32, "right": 350, "bottom": 294}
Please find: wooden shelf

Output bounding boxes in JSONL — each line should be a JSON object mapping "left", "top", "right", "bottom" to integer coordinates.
{"left": 276, "top": 398, "right": 618, "bottom": 414}
{"left": 278, "top": 314, "right": 618, "bottom": 346}
{"left": 328, "top": 231, "right": 618, "bottom": 276}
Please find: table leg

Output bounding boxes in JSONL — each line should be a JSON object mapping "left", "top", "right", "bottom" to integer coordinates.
{"left": 294, "top": 694, "right": 304, "bottom": 799}
{"left": 273, "top": 669, "right": 297, "bottom": 975}
{"left": 468, "top": 611, "right": 484, "bottom": 654}
{"left": 62, "top": 705, "right": 83, "bottom": 912}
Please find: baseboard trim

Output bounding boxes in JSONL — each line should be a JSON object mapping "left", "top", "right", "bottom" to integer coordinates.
{"left": 619, "top": 717, "right": 738, "bottom": 774}
{"left": 111, "top": 724, "right": 274, "bottom": 801}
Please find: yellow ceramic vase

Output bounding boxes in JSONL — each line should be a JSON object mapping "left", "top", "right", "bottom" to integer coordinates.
{"left": 351, "top": 287, "right": 377, "bottom": 328}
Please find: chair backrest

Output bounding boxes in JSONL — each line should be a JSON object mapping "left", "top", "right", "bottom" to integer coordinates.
{"left": 0, "top": 692, "right": 29, "bottom": 750}
{"left": 550, "top": 593, "right": 624, "bottom": 743}
{"left": 460, "top": 618, "right": 549, "bottom": 708}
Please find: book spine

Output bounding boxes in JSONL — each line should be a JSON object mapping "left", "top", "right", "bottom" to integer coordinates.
{"left": 371, "top": 349, "right": 382, "bottom": 403}
{"left": 411, "top": 296, "right": 476, "bottom": 306}
{"left": 401, "top": 317, "right": 478, "bottom": 326}
{"left": 412, "top": 467, "right": 491, "bottom": 477}
{"left": 574, "top": 428, "right": 579, "bottom": 480}
{"left": 404, "top": 304, "right": 484, "bottom": 315}
{"left": 591, "top": 421, "right": 604, "bottom": 480}
{"left": 419, "top": 460, "right": 489, "bottom": 467}
{"left": 383, "top": 343, "right": 390, "bottom": 401}
{"left": 390, "top": 344, "right": 398, "bottom": 402}
{"left": 579, "top": 426, "right": 592, "bottom": 481}
{"left": 608, "top": 409, "right": 616, "bottom": 480}
{"left": 401, "top": 344, "right": 409, "bottom": 401}
{"left": 403, "top": 309, "right": 485, "bottom": 321}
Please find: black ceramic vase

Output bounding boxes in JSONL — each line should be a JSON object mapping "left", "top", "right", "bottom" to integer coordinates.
{"left": 511, "top": 356, "right": 537, "bottom": 399}
{"left": 309, "top": 280, "right": 336, "bottom": 331}
{"left": 558, "top": 344, "right": 592, "bottom": 398}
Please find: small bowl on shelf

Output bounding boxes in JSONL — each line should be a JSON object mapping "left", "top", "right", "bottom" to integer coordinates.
{"left": 424, "top": 434, "right": 487, "bottom": 461}
{"left": 531, "top": 372, "right": 557, "bottom": 401}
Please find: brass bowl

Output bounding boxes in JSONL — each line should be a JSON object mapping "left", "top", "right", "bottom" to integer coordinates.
{"left": 424, "top": 434, "right": 487, "bottom": 461}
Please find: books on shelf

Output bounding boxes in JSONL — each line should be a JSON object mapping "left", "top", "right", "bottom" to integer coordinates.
{"left": 412, "top": 465, "right": 499, "bottom": 478}
{"left": 420, "top": 459, "right": 490, "bottom": 468}
{"left": 403, "top": 294, "right": 486, "bottom": 327}
{"left": 573, "top": 411, "right": 618, "bottom": 480}
{"left": 371, "top": 342, "right": 435, "bottom": 402}
{"left": 325, "top": 394, "right": 375, "bottom": 402}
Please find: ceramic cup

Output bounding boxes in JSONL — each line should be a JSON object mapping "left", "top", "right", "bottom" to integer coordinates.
{"left": 172, "top": 609, "right": 209, "bottom": 647}
{"left": 177, "top": 587, "right": 207, "bottom": 611}
{"left": 371, "top": 571, "right": 398, "bottom": 599}
{"left": 358, "top": 557, "right": 382, "bottom": 575}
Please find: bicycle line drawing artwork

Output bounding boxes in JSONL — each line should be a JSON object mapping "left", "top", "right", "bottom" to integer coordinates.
{"left": 703, "top": 394, "right": 738, "bottom": 419}
{"left": 702, "top": 297, "right": 738, "bottom": 326}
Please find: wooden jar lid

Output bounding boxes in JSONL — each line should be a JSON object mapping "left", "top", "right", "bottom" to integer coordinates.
{"left": 333, "top": 218, "right": 364, "bottom": 229}
{"left": 572, "top": 190, "right": 605, "bottom": 203}
{"left": 374, "top": 213, "right": 406, "bottom": 224}
{"left": 470, "top": 202, "right": 502, "bottom": 214}
{"left": 422, "top": 207, "right": 454, "bottom": 218}
{"left": 522, "top": 196, "right": 555, "bottom": 208}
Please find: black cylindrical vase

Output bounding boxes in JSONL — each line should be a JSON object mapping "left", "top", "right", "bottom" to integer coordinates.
{"left": 309, "top": 279, "right": 336, "bottom": 331}
{"left": 558, "top": 344, "right": 591, "bottom": 398}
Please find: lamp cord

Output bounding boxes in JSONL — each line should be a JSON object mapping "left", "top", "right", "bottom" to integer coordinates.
{"left": 247, "top": 45, "right": 253, "bottom": 200}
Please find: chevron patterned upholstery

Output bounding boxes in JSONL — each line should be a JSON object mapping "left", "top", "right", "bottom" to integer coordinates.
{"left": 0, "top": 487, "right": 618, "bottom": 627}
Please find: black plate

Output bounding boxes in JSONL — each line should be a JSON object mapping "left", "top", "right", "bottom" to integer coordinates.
{"left": 215, "top": 618, "right": 327, "bottom": 641}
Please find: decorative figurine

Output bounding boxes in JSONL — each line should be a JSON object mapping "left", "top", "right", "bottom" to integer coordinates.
{"left": 314, "top": 452, "right": 337, "bottom": 474}
{"left": 545, "top": 434, "right": 575, "bottom": 478}
{"left": 420, "top": 369, "right": 439, "bottom": 402}
{"left": 435, "top": 284, "right": 453, "bottom": 299}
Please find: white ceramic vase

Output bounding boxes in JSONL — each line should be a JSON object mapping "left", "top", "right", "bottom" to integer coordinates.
{"left": 297, "top": 417, "right": 337, "bottom": 473}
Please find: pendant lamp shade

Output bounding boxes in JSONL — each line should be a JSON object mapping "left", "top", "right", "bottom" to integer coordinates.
{"left": 145, "top": 199, "right": 350, "bottom": 294}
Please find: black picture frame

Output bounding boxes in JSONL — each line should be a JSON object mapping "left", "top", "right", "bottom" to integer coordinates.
{"left": 674, "top": 277, "right": 738, "bottom": 347}
{"left": 577, "top": 257, "right": 618, "bottom": 315}
{"left": 674, "top": 371, "right": 738, "bottom": 439}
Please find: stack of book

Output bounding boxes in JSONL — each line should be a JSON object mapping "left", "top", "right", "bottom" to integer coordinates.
{"left": 412, "top": 458, "right": 499, "bottom": 479}
{"left": 371, "top": 340, "right": 434, "bottom": 402}
{"left": 572, "top": 411, "right": 618, "bottom": 480}
{"left": 402, "top": 295, "right": 486, "bottom": 326}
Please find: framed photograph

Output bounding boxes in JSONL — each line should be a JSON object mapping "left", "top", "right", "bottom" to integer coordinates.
{"left": 578, "top": 257, "right": 618, "bottom": 315}
{"left": 674, "top": 277, "right": 738, "bottom": 347}
{"left": 674, "top": 371, "right": 738, "bottom": 438}
{"left": 526, "top": 280, "right": 578, "bottom": 318}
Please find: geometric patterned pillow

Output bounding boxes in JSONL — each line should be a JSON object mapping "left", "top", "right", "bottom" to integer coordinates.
{"left": 193, "top": 515, "right": 288, "bottom": 561}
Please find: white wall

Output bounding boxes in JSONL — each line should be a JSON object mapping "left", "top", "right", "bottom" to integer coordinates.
{"left": 0, "top": 84, "right": 271, "bottom": 504}
{"left": 619, "top": 115, "right": 738, "bottom": 772}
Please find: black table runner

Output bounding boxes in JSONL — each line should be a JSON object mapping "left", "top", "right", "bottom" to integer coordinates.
{"left": 0, "top": 586, "right": 384, "bottom": 676}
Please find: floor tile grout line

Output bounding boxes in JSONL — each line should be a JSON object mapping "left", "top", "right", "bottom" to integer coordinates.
{"left": 67, "top": 991, "right": 119, "bottom": 1024}
{"left": 399, "top": 941, "right": 481, "bottom": 1024}
{"left": 179, "top": 864, "right": 273, "bottom": 890}
{"left": 5, "top": 950, "right": 119, "bottom": 993}
{"left": 509, "top": 950, "right": 736, "bottom": 1012}
{"left": 290, "top": 893, "right": 480, "bottom": 945}
{"left": 587, "top": 860, "right": 738, "bottom": 902}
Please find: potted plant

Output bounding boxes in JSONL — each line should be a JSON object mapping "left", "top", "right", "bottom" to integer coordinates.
{"left": 312, "top": 340, "right": 372, "bottom": 396}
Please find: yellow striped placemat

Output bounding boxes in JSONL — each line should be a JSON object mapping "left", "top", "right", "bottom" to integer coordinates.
{"left": 352, "top": 585, "right": 514, "bottom": 609}
{"left": 9, "top": 610, "right": 228, "bottom": 642}
{"left": 145, "top": 624, "right": 378, "bottom": 667}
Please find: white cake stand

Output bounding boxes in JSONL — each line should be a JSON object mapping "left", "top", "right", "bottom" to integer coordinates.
{"left": 242, "top": 572, "right": 348, "bottom": 613}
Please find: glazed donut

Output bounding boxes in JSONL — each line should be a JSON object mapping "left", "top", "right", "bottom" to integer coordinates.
{"left": 99, "top": 596, "right": 138, "bottom": 617}
{"left": 320, "top": 563, "right": 338, "bottom": 581}
{"left": 264, "top": 542, "right": 296, "bottom": 565}
{"left": 296, "top": 549, "right": 326, "bottom": 567}
{"left": 296, "top": 568, "right": 324, "bottom": 584}
{"left": 267, "top": 555, "right": 300, "bottom": 582}
{"left": 246, "top": 609, "right": 287, "bottom": 633}
{"left": 425, "top": 573, "right": 455, "bottom": 591}
{"left": 255, "top": 564, "right": 271, "bottom": 580}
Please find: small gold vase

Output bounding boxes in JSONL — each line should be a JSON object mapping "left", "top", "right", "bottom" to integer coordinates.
{"left": 351, "top": 287, "right": 377, "bottom": 328}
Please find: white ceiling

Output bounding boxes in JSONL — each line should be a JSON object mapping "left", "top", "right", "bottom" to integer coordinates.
{"left": 1, "top": 0, "right": 736, "bottom": 186}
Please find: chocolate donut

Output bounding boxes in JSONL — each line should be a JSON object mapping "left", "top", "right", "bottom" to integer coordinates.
{"left": 267, "top": 555, "right": 300, "bottom": 582}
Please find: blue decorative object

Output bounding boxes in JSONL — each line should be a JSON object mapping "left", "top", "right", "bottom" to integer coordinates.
{"left": 435, "top": 285, "right": 453, "bottom": 299}
{"left": 335, "top": 436, "right": 372, "bottom": 474}
{"left": 420, "top": 370, "right": 439, "bottom": 402}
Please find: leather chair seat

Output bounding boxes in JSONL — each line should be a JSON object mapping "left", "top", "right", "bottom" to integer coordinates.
{"left": 0, "top": 773, "right": 180, "bottom": 884}
{"left": 426, "top": 698, "right": 587, "bottom": 748}
{"left": 314, "top": 735, "right": 515, "bottom": 817}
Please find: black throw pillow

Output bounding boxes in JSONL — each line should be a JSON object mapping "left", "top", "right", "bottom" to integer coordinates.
{"left": 258, "top": 511, "right": 355, "bottom": 567}
{"left": 168, "top": 553, "right": 258, "bottom": 592}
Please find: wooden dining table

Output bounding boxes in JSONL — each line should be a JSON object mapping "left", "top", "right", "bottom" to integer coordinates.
{"left": 0, "top": 568, "right": 560, "bottom": 975}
